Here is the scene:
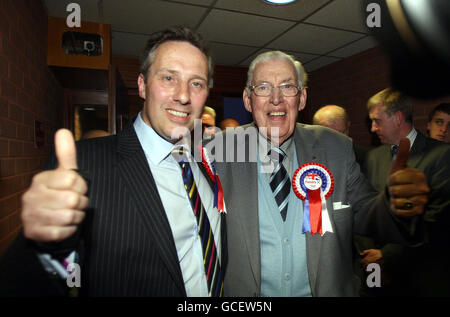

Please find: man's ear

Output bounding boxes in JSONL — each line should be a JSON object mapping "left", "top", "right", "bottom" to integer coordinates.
{"left": 394, "top": 111, "right": 404, "bottom": 126}
{"left": 243, "top": 88, "right": 252, "bottom": 113}
{"left": 137, "top": 74, "right": 146, "bottom": 100}
{"left": 298, "top": 87, "right": 307, "bottom": 111}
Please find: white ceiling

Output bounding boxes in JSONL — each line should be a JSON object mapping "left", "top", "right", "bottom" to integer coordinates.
{"left": 43, "top": 0, "right": 380, "bottom": 72}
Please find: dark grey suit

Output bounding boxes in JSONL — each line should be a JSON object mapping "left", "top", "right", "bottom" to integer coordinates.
{"left": 362, "top": 131, "right": 450, "bottom": 296}
{"left": 214, "top": 123, "right": 406, "bottom": 297}
{"left": 0, "top": 120, "right": 227, "bottom": 296}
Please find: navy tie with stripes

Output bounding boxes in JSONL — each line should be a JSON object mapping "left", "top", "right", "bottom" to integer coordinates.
{"left": 172, "top": 147, "right": 223, "bottom": 297}
{"left": 269, "top": 148, "right": 291, "bottom": 222}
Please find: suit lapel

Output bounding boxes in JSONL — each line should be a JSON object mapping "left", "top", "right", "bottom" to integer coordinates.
{"left": 379, "top": 146, "right": 392, "bottom": 188}
{"left": 293, "top": 125, "right": 325, "bottom": 295}
{"left": 294, "top": 124, "right": 343, "bottom": 295}
{"left": 225, "top": 124, "right": 260, "bottom": 291}
{"left": 375, "top": 133, "right": 427, "bottom": 189}
{"left": 240, "top": 160, "right": 260, "bottom": 290}
{"left": 408, "top": 132, "right": 427, "bottom": 168}
{"left": 116, "top": 122, "right": 186, "bottom": 296}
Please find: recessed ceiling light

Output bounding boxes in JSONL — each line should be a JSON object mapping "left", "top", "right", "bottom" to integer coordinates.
{"left": 263, "top": 0, "right": 297, "bottom": 5}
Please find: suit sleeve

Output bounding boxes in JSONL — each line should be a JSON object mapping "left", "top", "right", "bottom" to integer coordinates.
{"left": 0, "top": 147, "right": 86, "bottom": 296}
{"left": 414, "top": 145, "right": 450, "bottom": 247}
{"left": 347, "top": 142, "right": 412, "bottom": 244}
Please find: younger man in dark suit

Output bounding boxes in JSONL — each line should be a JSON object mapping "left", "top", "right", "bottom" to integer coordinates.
{"left": 0, "top": 27, "right": 226, "bottom": 297}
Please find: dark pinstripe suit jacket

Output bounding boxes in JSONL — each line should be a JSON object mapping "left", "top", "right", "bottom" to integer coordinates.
{"left": 0, "top": 120, "right": 227, "bottom": 297}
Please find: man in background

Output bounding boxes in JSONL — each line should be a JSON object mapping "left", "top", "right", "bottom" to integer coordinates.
{"left": 363, "top": 88, "right": 450, "bottom": 296}
{"left": 427, "top": 103, "right": 450, "bottom": 143}
{"left": 201, "top": 106, "right": 218, "bottom": 138}
{"left": 219, "top": 118, "right": 240, "bottom": 130}
{"left": 312, "top": 104, "right": 350, "bottom": 135}
{"left": 312, "top": 104, "right": 367, "bottom": 168}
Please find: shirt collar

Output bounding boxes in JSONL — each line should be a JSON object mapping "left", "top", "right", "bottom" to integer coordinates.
{"left": 259, "top": 133, "right": 293, "bottom": 158}
{"left": 391, "top": 127, "right": 417, "bottom": 151}
{"left": 406, "top": 127, "right": 417, "bottom": 148}
{"left": 133, "top": 111, "right": 178, "bottom": 165}
{"left": 258, "top": 132, "right": 294, "bottom": 172}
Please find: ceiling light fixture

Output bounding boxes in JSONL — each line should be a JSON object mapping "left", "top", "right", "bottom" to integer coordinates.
{"left": 263, "top": 0, "right": 297, "bottom": 5}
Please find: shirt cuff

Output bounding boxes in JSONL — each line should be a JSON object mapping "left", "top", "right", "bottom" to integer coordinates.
{"left": 37, "top": 251, "right": 78, "bottom": 279}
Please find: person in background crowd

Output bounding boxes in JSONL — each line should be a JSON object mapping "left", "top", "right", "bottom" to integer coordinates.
{"left": 427, "top": 103, "right": 450, "bottom": 143}
{"left": 219, "top": 118, "right": 240, "bottom": 130}
{"left": 312, "top": 104, "right": 368, "bottom": 168}
{"left": 361, "top": 88, "right": 450, "bottom": 296}
{"left": 201, "top": 106, "right": 218, "bottom": 138}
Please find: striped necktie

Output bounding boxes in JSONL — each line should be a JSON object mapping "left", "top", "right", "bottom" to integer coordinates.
{"left": 391, "top": 145, "right": 399, "bottom": 158}
{"left": 171, "top": 147, "right": 223, "bottom": 297}
{"left": 269, "top": 148, "right": 290, "bottom": 221}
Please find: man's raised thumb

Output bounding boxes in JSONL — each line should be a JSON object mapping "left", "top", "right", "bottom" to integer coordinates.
{"left": 389, "top": 138, "right": 410, "bottom": 175}
{"left": 55, "top": 129, "right": 78, "bottom": 170}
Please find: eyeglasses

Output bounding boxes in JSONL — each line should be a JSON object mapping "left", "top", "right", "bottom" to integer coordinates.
{"left": 249, "top": 83, "right": 300, "bottom": 97}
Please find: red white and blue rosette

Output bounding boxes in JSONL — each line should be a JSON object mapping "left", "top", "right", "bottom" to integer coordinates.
{"left": 197, "top": 145, "right": 226, "bottom": 214}
{"left": 293, "top": 163, "right": 334, "bottom": 235}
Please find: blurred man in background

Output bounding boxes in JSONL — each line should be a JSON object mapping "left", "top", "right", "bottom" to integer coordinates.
{"left": 312, "top": 104, "right": 367, "bottom": 167}
{"left": 219, "top": 118, "right": 240, "bottom": 130}
{"left": 201, "top": 106, "right": 218, "bottom": 138}
{"left": 427, "top": 103, "right": 450, "bottom": 143}
{"left": 363, "top": 88, "right": 450, "bottom": 296}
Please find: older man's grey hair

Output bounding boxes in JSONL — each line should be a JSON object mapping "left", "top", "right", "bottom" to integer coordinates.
{"left": 246, "top": 51, "right": 308, "bottom": 95}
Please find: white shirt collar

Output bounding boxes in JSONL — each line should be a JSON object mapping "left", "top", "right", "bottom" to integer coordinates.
{"left": 405, "top": 127, "right": 417, "bottom": 148}
{"left": 391, "top": 127, "right": 417, "bottom": 151}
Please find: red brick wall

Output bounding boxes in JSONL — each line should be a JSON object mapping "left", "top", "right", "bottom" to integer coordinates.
{"left": 304, "top": 46, "right": 450, "bottom": 148}
{"left": 304, "top": 46, "right": 391, "bottom": 148}
{"left": 0, "top": 0, "right": 63, "bottom": 255}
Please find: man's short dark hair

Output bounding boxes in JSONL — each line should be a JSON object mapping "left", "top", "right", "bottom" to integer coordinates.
{"left": 428, "top": 103, "right": 450, "bottom": 122}
{"left": 139, "top": 26, "right": 213, "bottom": 84}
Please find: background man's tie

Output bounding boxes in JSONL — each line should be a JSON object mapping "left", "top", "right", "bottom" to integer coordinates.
{"left": 391, "top": 145, "right": 399, "bottom": 158}
{"left": 171, "top": 147, "right": 223, "bottom": 297}
{"left": 269, "top": 148, "right": 290, "bottom": 221}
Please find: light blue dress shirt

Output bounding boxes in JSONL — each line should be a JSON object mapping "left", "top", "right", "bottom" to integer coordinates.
{"left": 134, "top": 112, "right": 221, "bottom": 297}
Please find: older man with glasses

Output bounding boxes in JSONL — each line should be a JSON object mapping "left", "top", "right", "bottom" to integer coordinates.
{"left": 213, "top": 51, "right": 431, "bottom": 297}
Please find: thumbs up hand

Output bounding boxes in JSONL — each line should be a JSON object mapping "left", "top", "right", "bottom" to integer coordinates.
{"left": 387, "top": 138, "right": 430, "bottom": 217}
{"left": 21, "top": 129, "right": 89, "bottom": 242}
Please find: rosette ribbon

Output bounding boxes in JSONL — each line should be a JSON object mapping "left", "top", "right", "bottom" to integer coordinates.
{"left": 197, "top": 145, "right": 226, "bottom": 214}
{"left": 293, "top": 163, "right": 334, "bottom": 236}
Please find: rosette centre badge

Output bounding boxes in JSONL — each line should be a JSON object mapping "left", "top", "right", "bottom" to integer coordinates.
{"left": 293, "top": 163, "right": 334, "bottom": 235}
